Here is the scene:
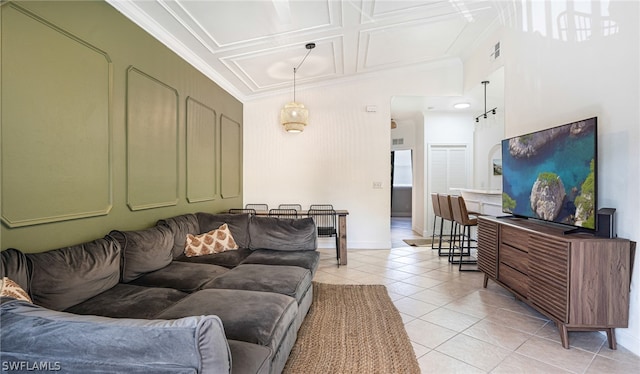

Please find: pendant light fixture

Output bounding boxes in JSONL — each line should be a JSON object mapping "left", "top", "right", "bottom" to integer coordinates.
{"left": 281, "top": 42, "right": 315, "bottom": 133}
{"left": 475, "top": 80, "right": 497, "bottom": 123}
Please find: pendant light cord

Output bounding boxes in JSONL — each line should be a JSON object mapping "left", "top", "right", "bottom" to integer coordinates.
{"left": 291, "top": 43, "right": 315, "bottom": 102}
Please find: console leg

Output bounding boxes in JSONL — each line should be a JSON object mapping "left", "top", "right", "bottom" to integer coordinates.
{"left": 558, "top": 323, "right": 570, "bottom": 349}
{"left": 606, "top": 328, "right": 617, "bottom": 350}
{"left": 483, "top": 274, "right": 489, "bottom": 288}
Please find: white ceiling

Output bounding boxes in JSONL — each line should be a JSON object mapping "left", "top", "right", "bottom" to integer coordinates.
{"left": 107, "top": 0, "right": 506, "bottom": 115}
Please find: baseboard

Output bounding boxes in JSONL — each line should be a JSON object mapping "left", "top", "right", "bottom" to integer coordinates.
{"left": 611, "top": 328, "right": 640, "bottom": 357}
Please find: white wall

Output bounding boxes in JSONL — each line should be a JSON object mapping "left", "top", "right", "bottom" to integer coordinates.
{"left": 244, "top": 61, "right": 464, "bottom": 249}
{"left": 487, "top": 0, "right": 639, "bottom": 356}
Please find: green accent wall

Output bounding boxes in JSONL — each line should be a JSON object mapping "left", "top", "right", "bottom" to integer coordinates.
{"left": 0, "top": 1, "right": 243, "bottom": 252}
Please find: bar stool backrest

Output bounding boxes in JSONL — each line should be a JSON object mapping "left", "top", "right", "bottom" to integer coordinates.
{"left": 431, "top": 193, "right": 441, "bottom": 217}
{"left": 438, "top": 194, "right": 454, "bottom": 221}
{"left": 450, "top": 196, "right": 464, "bottom": 225}
{"left": 451, "top": 195, "right": 476, "bottom": 226}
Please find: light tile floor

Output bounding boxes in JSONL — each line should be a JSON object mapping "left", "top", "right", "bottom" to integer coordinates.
{"left": 312, "top": 217, "right": 639, "bottom": 373}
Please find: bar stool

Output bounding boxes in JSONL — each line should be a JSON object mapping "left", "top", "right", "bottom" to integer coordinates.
{"left": 430, "top": 193, "right": 442, "bottom": 246}
{"left": 449, "top": 195, "right": 479, "bottom": 271}
{"left": 436, "top": 194, "right": 456, "bottom": 257}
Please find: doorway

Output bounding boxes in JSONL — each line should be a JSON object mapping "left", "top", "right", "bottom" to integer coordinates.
{"left": 391, "top": 149, "right": 413, "bottom": 218}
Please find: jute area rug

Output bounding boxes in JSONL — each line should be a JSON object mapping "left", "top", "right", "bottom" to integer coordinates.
{"left": 403, "top": 238, "right": 433, "bottom": 247}
{"left": 283, "top": 282, "right": 420, "bottom": 374}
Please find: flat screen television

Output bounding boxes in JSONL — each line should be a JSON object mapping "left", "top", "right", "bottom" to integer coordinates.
{"left": 501, "top": 117, "right": 597, "bottom": 231}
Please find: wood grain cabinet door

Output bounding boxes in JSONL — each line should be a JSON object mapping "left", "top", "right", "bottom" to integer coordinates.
{"left": 528, "top": 234, "right": 570, "bottom": 322}
{"left": 477, "top": 219, "right": 498, "bottom": 279}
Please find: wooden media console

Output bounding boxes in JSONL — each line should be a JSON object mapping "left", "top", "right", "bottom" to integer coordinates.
{"left": 477, "top": 216, "right": 632, "bottom": 349}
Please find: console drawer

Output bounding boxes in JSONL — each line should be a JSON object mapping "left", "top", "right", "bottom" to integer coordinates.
{"left": 499, "top": 263, "right": 529, "bottom": 298}
{"left": 501, "top": 225, "right": 530, "bottom": 252}
{"left": 499, "top": 244, "right": 529, "bottom": 274}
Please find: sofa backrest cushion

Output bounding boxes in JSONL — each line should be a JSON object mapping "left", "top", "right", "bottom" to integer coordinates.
{"left": 109, "top": 226, "right": 174, "bottom": 283}
{"left": 1, "top": 248, "right": 32, "bottom": 296}
{"left": 1, "top": 298, "right": 232, "bottom": 373}
{"left": 26, "top": 237, "right": 120, "bottom": 311}
{"left": 196, "top": 213, "right": 251, "bottom": 249}
{"left": 249, "top": 216, "right": 317, "bottom": 251}
{"left": 156, "top": 213, "right": 200, "bottom": 259}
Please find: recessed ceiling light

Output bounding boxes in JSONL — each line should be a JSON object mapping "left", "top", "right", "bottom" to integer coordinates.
{"left": 453, "top": 102, "right": 471, "bottom": 109}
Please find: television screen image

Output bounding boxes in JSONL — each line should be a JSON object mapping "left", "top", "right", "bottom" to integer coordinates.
{"left": 501, "top": 117, "right": 597, "bottom": 230}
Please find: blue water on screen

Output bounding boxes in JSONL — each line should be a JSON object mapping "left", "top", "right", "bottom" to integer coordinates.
{"left": 502, "top": 129, "right": 595, "bottom": 224}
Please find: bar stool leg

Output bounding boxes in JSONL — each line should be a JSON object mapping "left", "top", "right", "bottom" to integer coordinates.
{"left": 459, "top": 225, "right": 480, "bottom": 272}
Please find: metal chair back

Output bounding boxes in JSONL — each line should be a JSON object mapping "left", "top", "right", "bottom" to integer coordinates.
{"left": 268, "top": 208, "right": 298, "bottom": 219}
{"left": 245, "top": 204, "right": 268, "bottom": 212}
{"left": 278, "top": 204, "right": 302, "bottom": 211}
{"left": 308, "top": 209, "right": 337, "bottom": 237}
{"left": 309, "top": 204, "right": 334, "bottom": 211}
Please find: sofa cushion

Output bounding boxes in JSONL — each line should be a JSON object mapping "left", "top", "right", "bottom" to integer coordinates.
{"left": 157, "top": 213, "right": 200, "bottom": 259}
{"left": 65, "top": 283, "right": 188, "bottom": 319}
{"left": 110, "top": 225, "right": 174, "bottom": 283}
{"left": 196, "top": 212, "right": 251, "bottom": 249}
{"left": 128, "top": 262, "right": 229, "bottom": 293}
{"left": 155, "top": 288, "right": 297, "bottom": 353}
{"left": 242, "top": 249, "right": 320, "bottom": 275}
{"left": 1, "top": 298, "right": 231, "bottom": 374}
{"left": 249, "top": 216, "right": 317, "bottom": 251}
{"left": 27, "top": 237, "right": 120, "bottom": 311}
{"left": 0, "top": 248, "right": 31, "bottom": 295}
{"left": 185, "top": 223, "right": 238, "bottom": 257}
{"left": 228, "top": 340, "right": 271, "bottom": 374}
{"left": 175, "top": 248, "right": 253, "bottom": 269}
{"left": 204, "top": 264, "right": 312, "bottom": 304}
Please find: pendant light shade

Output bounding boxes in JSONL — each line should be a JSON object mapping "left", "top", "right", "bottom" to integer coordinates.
{"left": 281, "top": 102, "right": 308, "bottom": 133}
{"left": 281, "top": 43, "right": 315, "bottom": 133}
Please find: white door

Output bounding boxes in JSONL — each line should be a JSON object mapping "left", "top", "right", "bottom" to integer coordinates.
{"left": 427, "top": 144, "right": 469, "bottom": 236}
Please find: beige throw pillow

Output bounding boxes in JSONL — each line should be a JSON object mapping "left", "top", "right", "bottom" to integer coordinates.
{"left": 184, "top": 223, "right": 238, "bottom": 257}
{"left": 0, "top": 277, "right": 32, "bottom": 303}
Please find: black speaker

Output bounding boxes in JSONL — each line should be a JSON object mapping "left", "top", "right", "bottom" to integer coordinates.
{"left": 595, "top": 208, "right": 616, "bottom": 238}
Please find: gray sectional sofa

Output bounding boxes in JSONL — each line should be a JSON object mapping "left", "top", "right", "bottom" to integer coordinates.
{"left": 0, "top": 213, "right": 320, "bottom": 374}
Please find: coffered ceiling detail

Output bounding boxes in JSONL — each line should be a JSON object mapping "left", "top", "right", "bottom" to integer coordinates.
{"left": 107, "top": 0, "right": 506, "bottom": 101}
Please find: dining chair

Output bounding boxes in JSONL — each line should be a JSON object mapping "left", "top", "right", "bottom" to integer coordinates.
{"left": 308, "top": 209, "right": 340, "bottom": 266}
{"left": 309, "top": 204, "right": 333, "bottom": 210}
{"left": 268, "top": 208, "right": 298, "bottom": 219}
{"left": 245, "top": 204, "right": 268, "bottom": 212}
{"left": 278, "top": 204, "right": 302, "bottom": 212}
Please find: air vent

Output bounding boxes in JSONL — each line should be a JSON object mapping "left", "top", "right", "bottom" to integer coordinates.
{"left": 392, "top": 138, "right": 404, "bottom": 145}
{"left": 491, "top": 42, "right": 501, "bottom": 60}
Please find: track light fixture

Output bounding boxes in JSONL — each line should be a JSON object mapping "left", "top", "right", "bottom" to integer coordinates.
{"left": 475, "top": 80, "right": 497, "bottom": 123}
